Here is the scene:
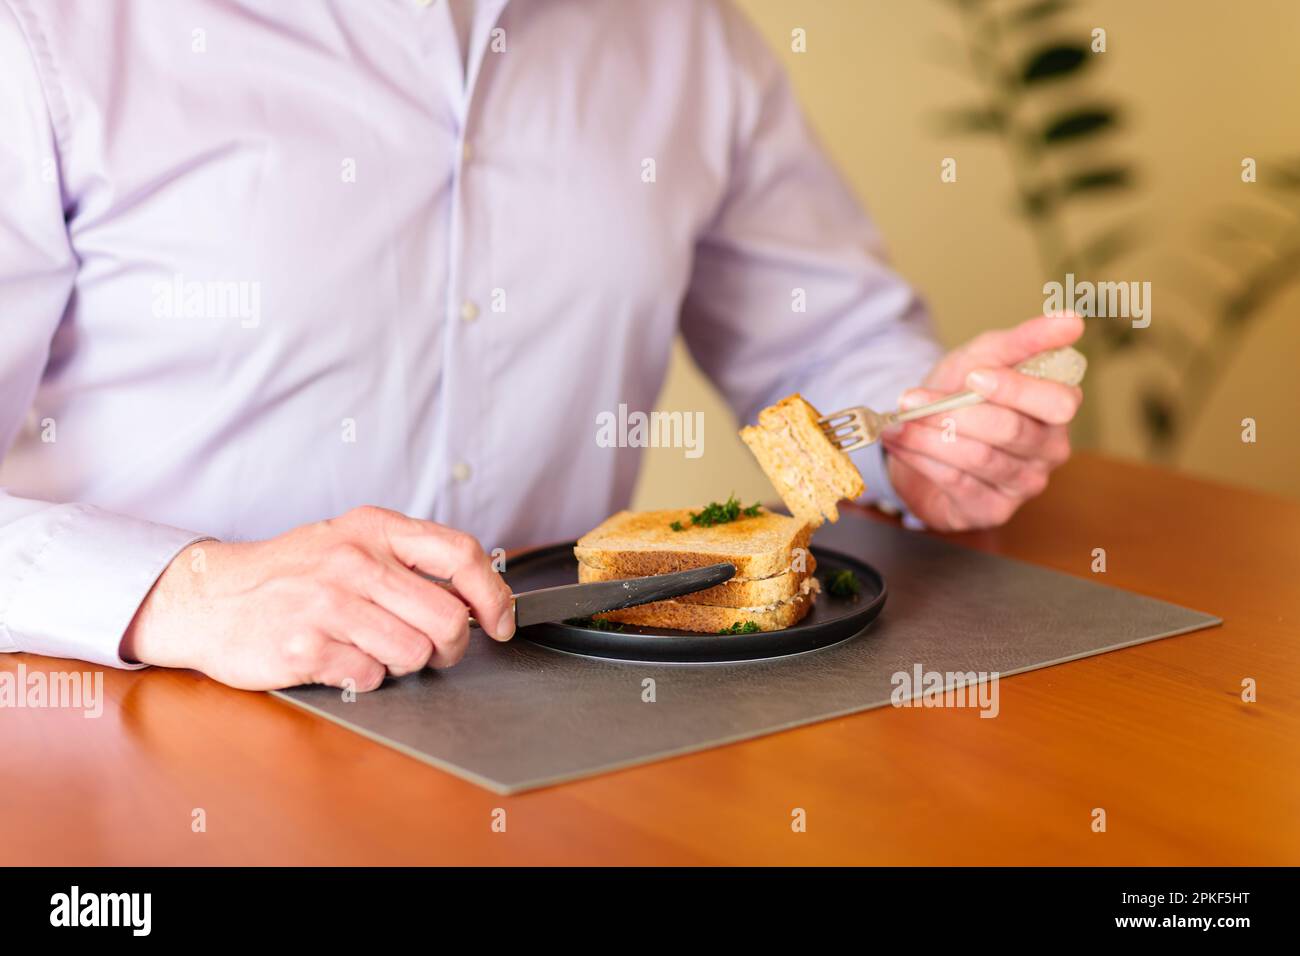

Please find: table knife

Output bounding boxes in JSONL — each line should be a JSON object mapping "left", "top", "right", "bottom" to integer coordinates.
{"left": 468, "top": 562, "right": 737, "bottom": 629}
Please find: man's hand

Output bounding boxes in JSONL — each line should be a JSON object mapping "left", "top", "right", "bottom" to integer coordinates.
{"left": 120, "top": 506, "right": 515, "bottom": 691}
{"left": 882, "top": 313, "right": 1084, "bottom": 531}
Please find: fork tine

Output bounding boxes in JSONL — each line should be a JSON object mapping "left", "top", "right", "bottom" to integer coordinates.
{"left": 818, "top": 408, "right": 859, "bottom": 426}
{"left": 817, "top": 406, "right": 871, "bottom": 453}
{"left": 827, "top": 429, "right": 867, "bottom": 450}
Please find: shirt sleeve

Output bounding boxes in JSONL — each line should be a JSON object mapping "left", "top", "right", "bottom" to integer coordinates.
{"left": 680, "top": 3, "right": 945, "bottom": 511}
{"left": 0, "top": 2, "right": 208, "bottom": 669}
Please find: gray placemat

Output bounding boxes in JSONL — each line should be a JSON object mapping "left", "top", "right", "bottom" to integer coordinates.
{"left": 274, "top": 514, "right": 1220, "bottom": 793}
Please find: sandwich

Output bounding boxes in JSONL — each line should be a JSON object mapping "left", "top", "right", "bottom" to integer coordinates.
{"left": 739, "top": 393, "right": 865, "bottom": 528}
{"left": 574, "top": 503, "right": 816, "bottom": 633}
{"left": 570, "top": 395, "right": 863, "bottom": 635}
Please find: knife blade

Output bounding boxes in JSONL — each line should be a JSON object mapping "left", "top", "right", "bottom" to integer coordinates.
{"left": 465, "top": 562, "right": 737, "bottom": 629}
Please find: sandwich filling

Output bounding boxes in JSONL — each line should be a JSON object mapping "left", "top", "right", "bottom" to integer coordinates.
{"left": 596, "top": 575, "right": 819, "bottom": 633}
{"left": 740, "top": 394, "right": 865, "bottom": 528}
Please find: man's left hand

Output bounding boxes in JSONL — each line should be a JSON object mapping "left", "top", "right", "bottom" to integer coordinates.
{"left": 882, "top": 313, "right": 1084, "bottom": 531}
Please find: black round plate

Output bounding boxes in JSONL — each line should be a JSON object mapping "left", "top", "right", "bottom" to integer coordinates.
{"left": 503, "top": 543, "right": 887, "bottom": 663}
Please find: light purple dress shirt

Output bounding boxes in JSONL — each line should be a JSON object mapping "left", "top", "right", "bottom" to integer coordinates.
{"left": 0, "top": 0, "right": 942, "bottom": 669}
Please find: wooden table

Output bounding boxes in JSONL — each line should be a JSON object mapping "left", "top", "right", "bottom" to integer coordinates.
{"left": 2, "top": 453, "right": 1296, "bottom": 865}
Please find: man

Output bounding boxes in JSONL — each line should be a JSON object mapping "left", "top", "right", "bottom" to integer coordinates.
{"left": 0, "top": 0, "right": 1081, "bottom": 691}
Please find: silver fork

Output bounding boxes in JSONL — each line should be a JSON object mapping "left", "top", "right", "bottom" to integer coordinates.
{"left": 819, "top": 346, "right": 1088, "bottom": 453}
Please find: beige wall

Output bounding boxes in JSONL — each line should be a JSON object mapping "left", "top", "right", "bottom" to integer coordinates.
{"left": 634, "top": 0, "right": 1299, "bottom": 510}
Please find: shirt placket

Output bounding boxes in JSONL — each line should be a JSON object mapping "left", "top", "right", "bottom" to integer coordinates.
{"left": 423, "top": 0, "right": 510, "bottom": 532}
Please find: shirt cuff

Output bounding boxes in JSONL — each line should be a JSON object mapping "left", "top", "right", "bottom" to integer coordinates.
{"left": 1, "top": 503, "right": 209, "bottom": 669}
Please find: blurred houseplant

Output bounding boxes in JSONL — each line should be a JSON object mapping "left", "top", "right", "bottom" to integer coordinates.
{"left": 935, "top": 0, "right": 1295, "bottom": 458}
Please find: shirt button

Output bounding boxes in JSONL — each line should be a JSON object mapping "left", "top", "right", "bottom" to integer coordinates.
{"left": 415, "top": 0, "right": 433, "bottom": 7}
{"left": 461, "top": 141, "right": 473, "bottom": 164}
{"left": 460, "top": 299, "right": 479, "bottom": 322}
{"left": 451, "top": 461, "right": 472, "bottom": 483}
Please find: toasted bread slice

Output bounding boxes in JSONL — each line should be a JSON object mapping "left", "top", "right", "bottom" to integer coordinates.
{"left": 597, "top": 577, "right": 819, "bottom": 633}
{"left": 740, "top": 394, "right": 865, "bottom": 528}
{"left": 574, "top": 508, "right": 812, "bottom": 581}
{"left": 578, "top": 555, "right": 816, "bottom": 608}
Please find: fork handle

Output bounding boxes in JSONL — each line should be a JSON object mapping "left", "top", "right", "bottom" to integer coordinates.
{"left": 887, "top": 346, "right": 1088, "bottom": 426}
{"left": 889, "top": 390, "right": 984, "bottom": 426}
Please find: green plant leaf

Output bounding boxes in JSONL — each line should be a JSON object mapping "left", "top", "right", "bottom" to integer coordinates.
{"left": 1206, "top": 218, "right": 1270, "bottom": 244}
{"left": 1221, "top": 270, "right": 1287, "bottom": 325}
{"left": 1099, "top": 323, "right": 1138, "bottom": 351}
{"left": 1266, "top": 157, "right": 1300, "bottom": 190}
{"left": 1006, "top": 0, "right": 1071, "bottom": 24}
{"left": 1077, "top": 315, "right": 1138, "bottom": 353}
{"left": 1140, "top": 390, "right": 1177, "bottom": 445}
{"left": 1061, "top": 165, "right": 1132, "bottom": 196}
{"left": 1020, "top": 43, "right": 1090, "bottom": 83}
{"left": 1069, "top": 223, "right": 1140, "bottom": 273}
{"left": 1216, "top": 241, "right": 1300, "bottom": 328}
{"left": 933, "top": 105, "right": 1007, "bottom": 134}
{"left": 1221, "top": 295, "right": 1255, "bottom": 326}
{"left": 1019, "top": 187, "right": 1054, "bottom": 219}
{"left": 1042, "top": 107, "right": 1116, "bottom": 144}
{"left": 1019, "top": 168, "right": 1131, "bottom": 220}
{"left": 1203, "top": 218, "right": 1281, "bottom": 274}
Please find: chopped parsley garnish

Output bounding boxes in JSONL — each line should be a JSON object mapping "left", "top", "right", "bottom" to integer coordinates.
{"left": 672, "top": 495, "right": 763, "bottom": 531}
{"left": 718, "top": 621, "right": 760, "bottom": 634}
{"left": 827, "top": 569, "right": 862, "bottom": 599}
{"left": 564, "top": 616, "right": 625, "bottom": 632}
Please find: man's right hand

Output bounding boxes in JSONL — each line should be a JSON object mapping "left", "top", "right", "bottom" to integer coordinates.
{"left": 119, "top": 506, "right": 515, "bottom": 692}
